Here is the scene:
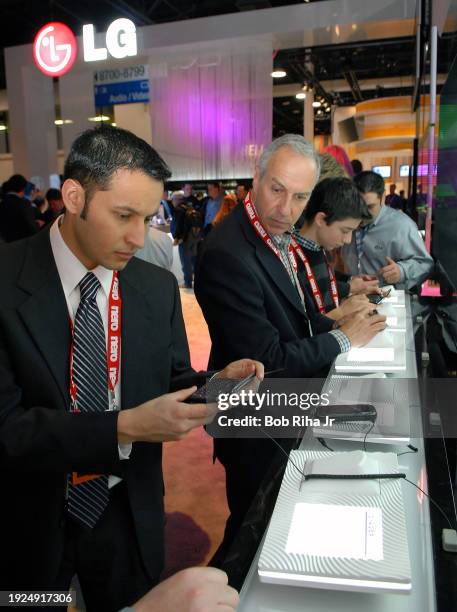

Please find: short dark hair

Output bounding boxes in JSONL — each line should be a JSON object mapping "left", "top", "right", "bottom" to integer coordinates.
{"left": 304, "top": 177, "right": 371, "bottom": 224}
{"left": 6, "top": 174, "right": 27, "bottom": 193}
{"left": 354, "top": 170, "right": 385, "bottom": 198}
{"left": 350, "top": 159, "right": 363, "bottom": 175}
{"left": 63, "top": 126, "right": 171, "bottom": 216}
{"left": 208, "top": 181, "right": 220, "bottom": 189}
{"left": 46, "top": 188, "right": 62, "bottom": 202}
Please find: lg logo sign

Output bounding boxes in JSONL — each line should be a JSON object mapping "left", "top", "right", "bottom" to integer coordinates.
{"left": 83, "top": 19, "right": 137, "bottom": 62}
{"left": 33, "top": 19, "right": 137, "bottom": 77}
{"left": 33, "top": 23, "right": 77, "bottom": 77}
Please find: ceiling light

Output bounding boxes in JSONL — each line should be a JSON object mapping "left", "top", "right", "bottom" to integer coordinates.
{"left": 88, "top": 115, "right": 110, "bottom": 122}
{"left": 295, "top": 92, "right": 306, "bottom": 100}
{"left": 0, "top": 125, "right": 7, "bottom": 131}
{"left": 54, "top": 119, "right": 74, "bottom": 126}
{"left": 271, "top": 70, "right": 287, "bottom": 78}
{"left": 312, "top": 100, "right": 321, "bottom": 108}
{"left": 54, "top": 119, "right": 64, "bottom": 126}
{"left": 111, "top": 122, "right": 117, "bottom": 126}
{"left": 325, "top": 106, "right": 331, "bottom": 113}
{"left": 302, "top": 84, "right": 308, "bottom": 92}
{"left": 317, "top": 109, "right": 323, "bottom": 116}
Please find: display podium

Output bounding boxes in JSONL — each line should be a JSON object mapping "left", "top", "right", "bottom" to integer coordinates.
{"left": 237, "top": 295, "right": 437, "bottom": 612}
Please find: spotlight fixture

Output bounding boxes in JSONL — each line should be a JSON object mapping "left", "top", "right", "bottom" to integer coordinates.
{"left": 271, "top": 70, "right": 287, "bottom": 78}
{"left": 312, "top": 100, "right": 321, "bottom": 108}
{"left": 325, "top": 106, "right": 331, "bottom": 113}
{"left": 0, "top": 125, "right": 7, "bottom": 131}
{"left": 295, "top": 92, "right": 306, "bottom": 100}
{"left": 317, "top": 109, "right": 323, "bottom": 116}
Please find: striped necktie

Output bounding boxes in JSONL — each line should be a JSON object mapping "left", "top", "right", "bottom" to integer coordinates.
{"left": 67, "top": 272, "right": 110, "bottom": 528}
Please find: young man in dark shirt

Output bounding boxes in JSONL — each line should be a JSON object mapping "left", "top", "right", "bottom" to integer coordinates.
{"left": 294, "top": 177, "right": 375, "bottom": 321}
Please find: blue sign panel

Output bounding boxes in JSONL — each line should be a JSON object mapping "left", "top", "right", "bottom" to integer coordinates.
{"left": 94, "top": 79, "right": 149, "bottom": 106}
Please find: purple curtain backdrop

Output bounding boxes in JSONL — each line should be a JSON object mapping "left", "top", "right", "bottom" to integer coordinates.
{"left": 147, "top": 36, "right": 272, "bottom": 180}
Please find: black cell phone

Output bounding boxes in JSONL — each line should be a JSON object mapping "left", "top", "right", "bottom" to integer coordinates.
{"left": 186, "top": 368, "right": 284, "bottom": 403}
{"left": 368, "top": 288, "right": 391, "bottom": 304}
{"left": 316, "top": 403, "right": 377, "bottom": 422}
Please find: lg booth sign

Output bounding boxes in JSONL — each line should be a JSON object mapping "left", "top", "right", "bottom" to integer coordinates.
{"left": 83, "top": 18, "right": 137, "bottom": 62}
{"left": 33, "top": 23, "right": 77, "bottom": 77}
{"left": 33, "top": 19, "right": 137, "bottom": 76}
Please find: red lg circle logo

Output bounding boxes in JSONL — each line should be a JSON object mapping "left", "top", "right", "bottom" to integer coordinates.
{"left": 33, "top": 22, "right": 77, "bottom": 77}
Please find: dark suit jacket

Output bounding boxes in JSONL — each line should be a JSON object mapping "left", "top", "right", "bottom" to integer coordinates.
{"left": 194, "top": 204, "right": 341, "bottom": 376}
{"left": 194, "top": 204, "right": 342, "bottom": 553}
{"left": 0, "top": 228, "right": 201, "bottom": 589}
{"left": 0, "top": 193, "right": 38, "bottom": 242}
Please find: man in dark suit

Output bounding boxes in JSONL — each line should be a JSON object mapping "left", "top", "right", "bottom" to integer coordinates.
{"left": 0, "top": 126, "right": 261, "bottom": 611}
{"left": 194, "top": 134, "right": 386, "bottom": 563}
{"left": 0, "top": 173, "right": 38, "bottom": 241}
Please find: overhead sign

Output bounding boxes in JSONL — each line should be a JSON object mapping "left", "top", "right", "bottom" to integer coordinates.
{"left": 33, "top": 18, "right": 137, "bottom": 77}
{"left": 83, "top": 18, "right": 137, "bottom": 62}
{"left": 33, "top": 22, "right": 77, "bottom": 77}
{"left": 94, "top": 64, "right": 149, "bottom": 106}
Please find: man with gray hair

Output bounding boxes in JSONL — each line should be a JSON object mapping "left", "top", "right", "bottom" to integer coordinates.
{"left": 195, "top": 134, "right": 386, "bottom": 565}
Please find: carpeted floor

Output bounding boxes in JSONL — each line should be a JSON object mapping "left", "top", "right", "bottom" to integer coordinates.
{"left": 162, "top": 288, "right": 229, "bottom": 572}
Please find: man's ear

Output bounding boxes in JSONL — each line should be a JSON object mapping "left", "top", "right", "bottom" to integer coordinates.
{"left": 252, "top": 166, "right": 260, "bottom": 198}
{"left": 314, "top": 211, "right": 327, "bottom": 227}
{"left": 61, "top": 179, "right": 85, "bottom": 215}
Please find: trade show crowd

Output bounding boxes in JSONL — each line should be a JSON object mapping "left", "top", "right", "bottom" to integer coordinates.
{"left": 0, "top": 126, "right": 433, "bottom": 611}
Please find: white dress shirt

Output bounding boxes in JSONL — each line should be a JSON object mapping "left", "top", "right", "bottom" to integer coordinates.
{"left": 49, "top": 218, "right": 131, "bottom": 487}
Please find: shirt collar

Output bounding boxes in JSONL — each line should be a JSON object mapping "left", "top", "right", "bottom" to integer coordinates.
{"left": 49, "top": 216, "right": 114, "bottom": 299}
{"left": 272, "top": 231, "right": 292, "bottom": 251}
{"left": 293, "top": 231, "right": 321, "bottom": 252}
{"left": 363, "top": 203, "right": 385, "bottom": 230}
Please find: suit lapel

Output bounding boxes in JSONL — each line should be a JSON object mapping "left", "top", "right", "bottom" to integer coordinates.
{"left": 17, "top": 230, "right": 71, "bottom": 407}
{"left": 238, "top": 208, "right": 306, "bottom": 317}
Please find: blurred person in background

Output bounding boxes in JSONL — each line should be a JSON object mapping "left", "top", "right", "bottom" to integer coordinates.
{"left": 0, "top": 174, "right": 38, "bottom": 242}
{"left": 323, "top": 144, "right": 354, "bottom": 177}
{"left": 235, "top": 184, "right": 248, "bottom": 206}
{"left": 201, "top": 181, "right": 224, "bottom": 236}
{"left": 46, "top": 188, "right": 65, "bottom": 217}
{"left": 171, "top": 191, "right": 202, "bottom": 288}
{"left": 183, "top": 183, "right": 200, "bottom": 209}
{"left": 34, "top": 189, "right": 65, "bottom": 228}
{"left": 351, "top": 158, "right": 363, "bottom": 175}
{"left": 385, "top": 183, "right": 402, "bottom": 209}
{"left": 212, "top": 193, "right": 237, "bottom": 227}
{"left": 399, "top": 189, "right": 407, "bottom": 212}
{"left": 342, "top": 170, "right": 433, "bottom": 289}
{"left": 135, "top": 226, "right": 173, "bottom": 271}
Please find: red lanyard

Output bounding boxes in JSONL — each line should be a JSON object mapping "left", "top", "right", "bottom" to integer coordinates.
{"left": 69, "top": 271, "right": 122, "bottom": 413}
{"left": 243, "top": 193, "right": 298, "bottom": 272}
{"left": 290, "top": 238, "right": 339, "bottom": 313}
